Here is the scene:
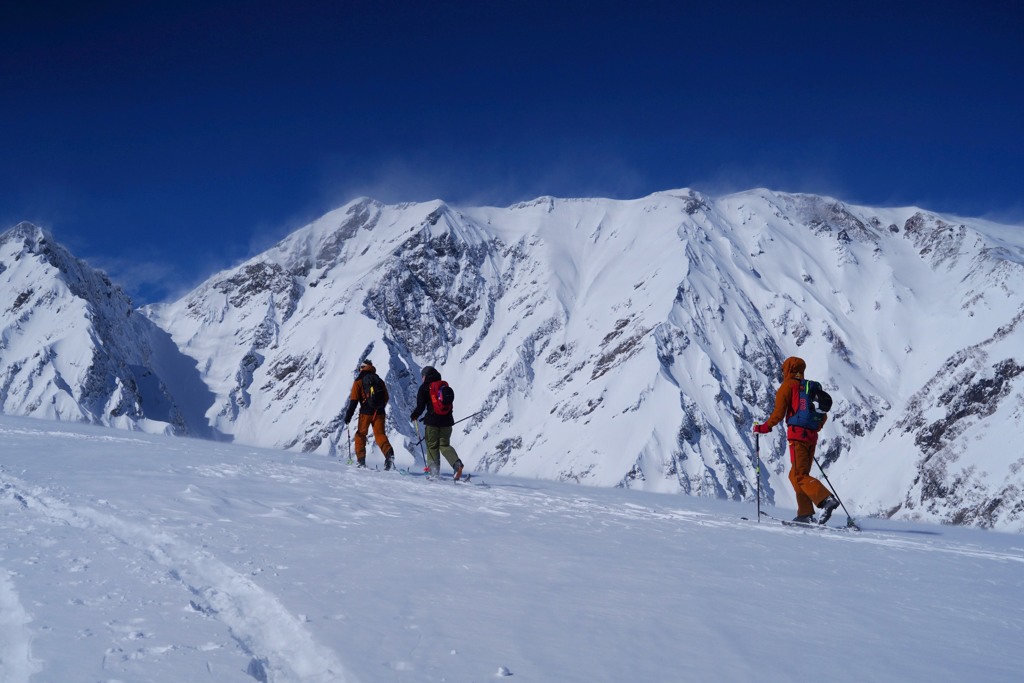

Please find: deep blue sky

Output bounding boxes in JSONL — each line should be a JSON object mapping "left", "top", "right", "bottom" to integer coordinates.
{"left": 2, "top": 0, "right": 1021, "bottom": 303}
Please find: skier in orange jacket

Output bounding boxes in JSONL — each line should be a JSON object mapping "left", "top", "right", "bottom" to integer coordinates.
{"left": 753, "top": 356, "right": 840, "bottom": 523}
{"left": 343, "top": 359, "right": 396, "bottom": 470}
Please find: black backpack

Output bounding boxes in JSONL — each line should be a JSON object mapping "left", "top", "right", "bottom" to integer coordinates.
{"left": 361, "top": 372, "right": 388, "bottom": 412}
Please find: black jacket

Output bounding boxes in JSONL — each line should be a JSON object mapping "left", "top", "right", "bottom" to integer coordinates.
{"left": 410, "top": 367, "right": 454, "bottom": 428}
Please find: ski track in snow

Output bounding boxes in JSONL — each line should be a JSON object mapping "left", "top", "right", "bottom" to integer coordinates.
{"left": 0, "top": 470, "right": 355, "bottom": 683}
{"left": 0, "top": 567, "right": 41, "bottom": 683}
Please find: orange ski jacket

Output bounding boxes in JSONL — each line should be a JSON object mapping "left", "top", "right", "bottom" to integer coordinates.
{"left": 760, "top": 356, "right": 823, "bottom": 444}
{"left": 344, "top": 362, "right": 390, "bottom": 422}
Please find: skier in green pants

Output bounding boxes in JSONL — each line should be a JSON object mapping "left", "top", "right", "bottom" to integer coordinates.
{"left": 410, "top": 366, "right": 465, "bottom": 480}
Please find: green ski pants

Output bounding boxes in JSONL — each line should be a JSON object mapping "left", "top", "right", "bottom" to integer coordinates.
{"left": 425, "top": 425, "right": 460, "bottom": 470}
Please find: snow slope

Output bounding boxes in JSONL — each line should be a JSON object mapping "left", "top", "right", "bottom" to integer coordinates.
{"left": 1, "top": 414, "right": 1022, "bottom": 682}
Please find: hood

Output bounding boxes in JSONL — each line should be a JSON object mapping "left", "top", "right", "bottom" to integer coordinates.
{"left": 421, "top": 366, "right": 442, "bottom": 384}
{"left": 781, "top": 356, "right": 806, "bottom": 381}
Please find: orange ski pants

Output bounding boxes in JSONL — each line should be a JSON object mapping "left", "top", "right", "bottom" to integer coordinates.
{"left": 354, "top": 412, "right": 393, "bottom": 460}
{"left": 788, "top": 440, "right": 832, "bottom": 517}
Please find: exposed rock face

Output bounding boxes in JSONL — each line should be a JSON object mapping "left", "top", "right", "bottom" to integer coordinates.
{"left": 892, "top": 310, "right": 1024, "bottom": 529}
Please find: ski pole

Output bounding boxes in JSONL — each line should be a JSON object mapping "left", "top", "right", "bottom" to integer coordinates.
{"left": 452, "top": 411, "right": 483, "bottom": 426}
{"left": 812, "top": 453, "right": 858, "bottom": 528}
{"left": 409, "top": 411, "right": 481, "bottom": 448}
{"left": 411, "top": 411, "right": 482, "bottom": 446}
{"left": 754, "top": 430, "right": 762, "bottom": 523}
{"left": 346, "top": 425, "right": 353, "bottom": 464}
{"left": 412, "top": 418, "right": 427, "bottom": 447}
{"left": 414, "top": 420, "right": 428, "bottom": 472}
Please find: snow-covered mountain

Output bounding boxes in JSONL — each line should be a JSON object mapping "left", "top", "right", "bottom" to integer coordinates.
{"left": 4, "top": 188, "right": 1024, "bottom": 530}
{"left": 0, "top": 223, "right": 215, "bottom": 437}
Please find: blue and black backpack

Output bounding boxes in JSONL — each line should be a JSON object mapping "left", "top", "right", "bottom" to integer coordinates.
{"left": 787, "top": 380, "right": 833, "bottom": 432}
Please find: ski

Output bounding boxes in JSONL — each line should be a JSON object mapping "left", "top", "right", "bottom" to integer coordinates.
{"left": 347, "top": 462, "right": 401, "bottom": 474}
{"left": 399, "top": 468, "right": 488, "bottom": 487}
{"left": 780, "top": 518, "right": 857, "bottom": 532}
{"left": 398, "top": 467, "right": 452, "bottom": 480}
{"left": 742, "top": 510, "right": 860, "bottom": 532}
{"left": 397, "top": 467, "right": 426, "bottom": 477}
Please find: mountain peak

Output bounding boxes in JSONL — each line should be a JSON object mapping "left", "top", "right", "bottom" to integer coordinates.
{"left": 0, "top": 229, "right": 215, "bottom": 437}
{"left": 1, "top": 221, "right": 49, "bottom": 248}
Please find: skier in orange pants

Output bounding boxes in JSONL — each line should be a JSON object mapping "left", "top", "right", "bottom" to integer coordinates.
{"left": 753, "top": 356, "right": 840, "bottom": 523}
{"left": 343, "top": 359, "right": 395, "bottom": 469}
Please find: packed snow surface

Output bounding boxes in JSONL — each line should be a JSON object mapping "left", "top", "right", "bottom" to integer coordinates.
{"left": 1, "top": 415, "right": 1021, "bottom": 682}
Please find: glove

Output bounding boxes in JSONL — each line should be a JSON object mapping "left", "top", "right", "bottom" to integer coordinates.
{"left": 752, "top": 423, "right": 771, "bottom": 434}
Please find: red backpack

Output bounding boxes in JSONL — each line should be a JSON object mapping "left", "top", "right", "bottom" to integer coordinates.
{"left": 429, "top": 379, "right": 455, "bottom": 416}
